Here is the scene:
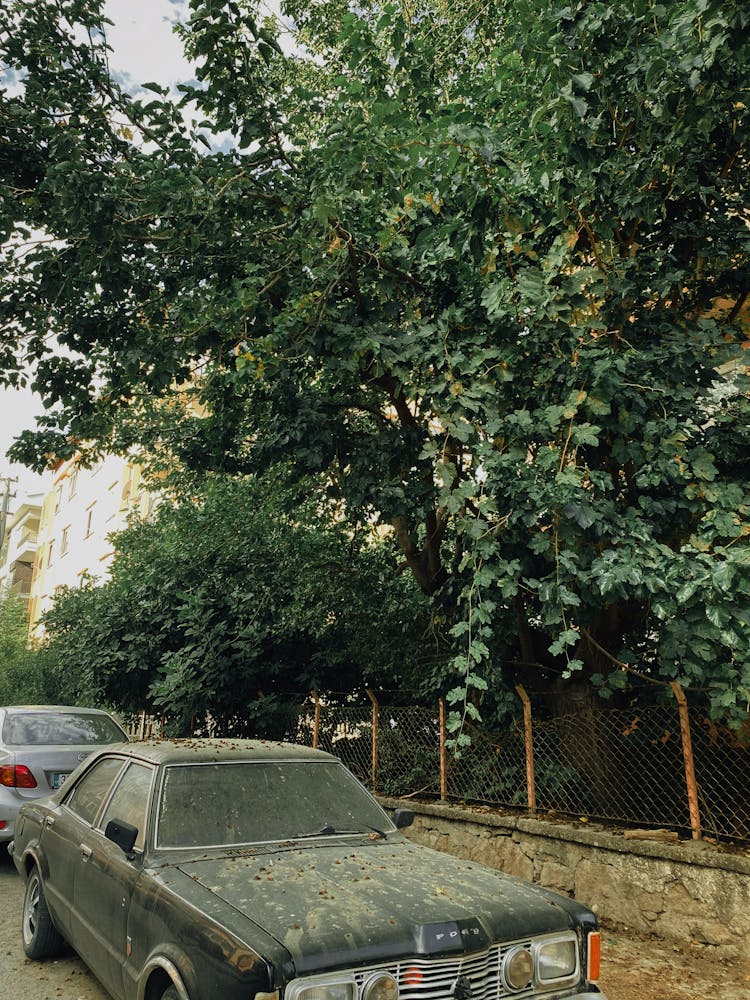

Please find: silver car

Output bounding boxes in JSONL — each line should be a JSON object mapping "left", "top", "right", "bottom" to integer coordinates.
{"left": 0, "top": 704, "right": 127, "bottom": 844}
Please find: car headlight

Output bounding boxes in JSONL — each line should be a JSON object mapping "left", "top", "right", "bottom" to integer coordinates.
{"left": 502, "top": 946, "right": 534, "bottom": 991}
{"left": 536, "top": 937, "right": 577, "bottom": 981}
{"left": 362, "top": 973, "right": 398, "bottom": 1000}
{"left": 292, "top": 982, "right": 356, "bottom": 1000}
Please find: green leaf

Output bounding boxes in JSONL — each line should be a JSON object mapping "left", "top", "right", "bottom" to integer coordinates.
{"left": 572, "top": 72, "right": 594, "bottom": 92}
{"left": 312, "top": 196, "right": 336, "bottom": 225}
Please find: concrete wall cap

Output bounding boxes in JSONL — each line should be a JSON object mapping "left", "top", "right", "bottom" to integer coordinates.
{"left": 377, "top": 796, "right": 750, "bottom": 877}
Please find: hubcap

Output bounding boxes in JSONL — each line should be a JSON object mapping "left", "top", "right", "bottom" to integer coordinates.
{"left": 23, "top": 873, "right": 41, "bottom": 943}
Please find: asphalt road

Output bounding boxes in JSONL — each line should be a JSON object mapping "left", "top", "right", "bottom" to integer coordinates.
{"left": 0, "top": 849, "right": 110, "bottom": 1000}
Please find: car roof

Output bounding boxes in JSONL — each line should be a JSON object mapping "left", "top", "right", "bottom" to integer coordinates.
{"left": 121, "top": 738, "right": 338, "bottom": 767}
{"left": 0, "top": 705, "right": 116, "bottom": 715}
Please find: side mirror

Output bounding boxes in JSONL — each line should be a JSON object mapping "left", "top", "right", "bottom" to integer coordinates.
{"left": 393, "top": 808, "right": 414, "bottom": 830}
{"left": 105, "top": 818, "right": 138, "bottom": 856}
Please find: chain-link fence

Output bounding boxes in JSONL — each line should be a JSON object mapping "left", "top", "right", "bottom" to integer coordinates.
{"left": 293, "top": 692, "right": 749, "bottom": 845}
{"left": 691, "top": 714, "right": 750, "bottom": 843}
{"left": 529, "top": 702, "right": 692, "bottom": 828}
{"left": 124, "top": 690, "right": 750, "bottom": 845}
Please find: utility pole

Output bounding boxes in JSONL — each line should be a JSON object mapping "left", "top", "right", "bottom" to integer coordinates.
{"left": 0, "top": 475, "right": 18, "bottom": 554}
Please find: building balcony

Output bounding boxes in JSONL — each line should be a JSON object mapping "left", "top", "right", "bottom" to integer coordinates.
{"left": 9, "top": 532, "right": 38, "bottom": 565}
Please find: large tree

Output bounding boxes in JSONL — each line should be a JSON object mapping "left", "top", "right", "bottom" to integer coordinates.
{"left": 1, "top": 1, "right": 749, "bottom": 726}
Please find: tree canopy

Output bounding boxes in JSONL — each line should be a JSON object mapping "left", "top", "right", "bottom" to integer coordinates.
{"left": 1, "top": 1, "right": 749, "bottom": 725}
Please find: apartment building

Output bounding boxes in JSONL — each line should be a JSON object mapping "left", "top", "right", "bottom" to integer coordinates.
{"left": 0, "top": 492, "right": 45, "bottom": 611}
{"left": 28, "top": 455, "right": 153, "bottom": 639}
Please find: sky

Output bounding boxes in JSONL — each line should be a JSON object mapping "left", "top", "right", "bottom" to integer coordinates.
{"left": 0, "top": 0, "right": 196, "bottom": 500}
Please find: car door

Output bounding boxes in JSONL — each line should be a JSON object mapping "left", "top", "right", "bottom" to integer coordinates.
{"left": 71, "top": 760, "right": 155, "bottom": 999}
{"left": 40, "top": 755, "right": 127, "bottom": 938}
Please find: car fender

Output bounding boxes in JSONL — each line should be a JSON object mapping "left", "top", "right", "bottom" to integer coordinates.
{"left": 17, "top": 838, "right": 45, "bottom": 880}
{"left": 127, "top": 866, "right": 280, "bottom": 1000}
{"left": 137, "top": 953, "right": 194, "bottom": 1000}
{"left": 11, "top": 801, "right": 46, "bottom": 869}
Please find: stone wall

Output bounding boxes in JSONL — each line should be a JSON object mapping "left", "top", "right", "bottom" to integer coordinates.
{"left": 379, "top": 797, "right": 750, "bottom": 960}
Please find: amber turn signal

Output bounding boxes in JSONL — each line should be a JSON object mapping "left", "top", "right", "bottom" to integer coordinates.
{"left": 587, "top": 931, "right": 601, "bottom": 983}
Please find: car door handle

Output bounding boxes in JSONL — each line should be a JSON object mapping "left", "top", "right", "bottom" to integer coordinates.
{"left": 45, "top": 816, "right": 55, "bottom": 829}
{"left": 81, "top": 844, "right": 92, "bottom": 862}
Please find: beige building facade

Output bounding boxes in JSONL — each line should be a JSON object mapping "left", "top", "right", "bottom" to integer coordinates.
{"left": 0, "top": 492, "right": 45, "bottom": 611}
{"left": 28, "top": 455, "right": 153, "bottom": 639}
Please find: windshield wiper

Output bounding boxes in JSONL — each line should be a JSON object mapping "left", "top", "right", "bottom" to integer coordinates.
{"left": 295, "top": 824, "right": 388, "bottom": 840}
{"left": 321, "top": 823, "right": 388, "bottom": 839}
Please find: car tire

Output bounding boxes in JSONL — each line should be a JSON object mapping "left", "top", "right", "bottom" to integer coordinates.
{"left": 22, "top": 866, "right": 65, "bottom": 959}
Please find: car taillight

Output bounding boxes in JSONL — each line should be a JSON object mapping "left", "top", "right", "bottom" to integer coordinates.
{"left": 0, "top": 764, "right": 38, "bottom": 788}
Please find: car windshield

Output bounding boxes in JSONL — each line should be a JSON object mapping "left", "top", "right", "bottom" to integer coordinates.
{"left": 3, "top": 711, "right": 126, "bottom": 747}
{"left": 157, "top": 760, "right": 393, "bottom": 848}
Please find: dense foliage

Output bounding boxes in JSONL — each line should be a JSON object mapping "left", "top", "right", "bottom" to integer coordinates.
{"left": 42, "top": 473, "right": 430, "bottom": 734}
{"left": 1, "top": 1, "right": 749, "bottom": 726}
{"left": 0, "top": 584, "right": 26, "bottom": 663}
{"left": 0, "top": 587, "right": 61, "bottom": 703}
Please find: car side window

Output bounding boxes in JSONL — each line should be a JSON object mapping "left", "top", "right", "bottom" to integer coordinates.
{"left": 65, "top": 757, "right": 125, "bottom": 826}
{"left": 99, "top": 762, "right": 154, "bottom": 852}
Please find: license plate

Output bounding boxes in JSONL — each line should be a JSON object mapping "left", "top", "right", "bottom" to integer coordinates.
{"left": 51, "top": 772, "right": 69, "bottom": 789}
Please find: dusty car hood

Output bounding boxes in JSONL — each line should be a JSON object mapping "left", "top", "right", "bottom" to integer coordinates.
{"left": 177, "top": 837, "right": 583, "bottom": 973}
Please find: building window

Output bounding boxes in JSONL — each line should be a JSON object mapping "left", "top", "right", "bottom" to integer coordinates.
{"left": 61, "top": 526, "right": 70, "bottom": 555}
{"left": 54, "top": 488, "right": 62, "bottom": 514}
{"left": 47, "top": 540, "right": 54, "bottom": 566}
{"left": 68, "top": 469, "right": 78, "bottom": 499}
{"left": 85, "top": 506, "right": 94, "bottom": 538}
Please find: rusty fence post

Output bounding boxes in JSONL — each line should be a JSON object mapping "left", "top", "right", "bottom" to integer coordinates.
{"left": 515, "top": 684, "right": 537, "bottom": 816}
{"left": 366, "top": 688, "right": 379, "bottom": 791}
{"left": 438, "top": 697, "right": 448, "bottom": 801}
{"left": 311, "top": 691, "right": 321, "bottom": 749}
{"left": 671, "top": 681, "right": 702, "bottom": 840}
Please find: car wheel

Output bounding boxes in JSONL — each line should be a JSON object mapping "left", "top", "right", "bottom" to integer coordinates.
{"left": 160, "top": 986, "right": 182, "bottom": 1000}
{"left": 22, "top": 866, "right": 64, "bottom": 959}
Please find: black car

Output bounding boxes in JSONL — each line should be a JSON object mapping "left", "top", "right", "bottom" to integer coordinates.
{"left": 11, "top": 739, "right": 607, "bottom": 1000}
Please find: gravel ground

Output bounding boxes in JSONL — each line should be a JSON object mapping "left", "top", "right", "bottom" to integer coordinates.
{"left": 598, "top": 928, "right": 750, "bottom": 999}
{"left": 2, "top": 849, "right": 748, "bottom": 1000}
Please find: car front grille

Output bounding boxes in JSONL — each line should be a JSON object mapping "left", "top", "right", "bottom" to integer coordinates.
{"left": 352, "top": 941, "right": 535, "bottom": 1000}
